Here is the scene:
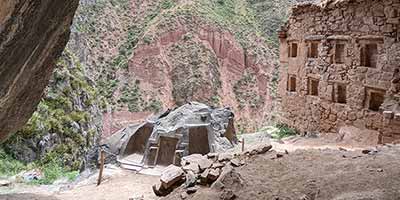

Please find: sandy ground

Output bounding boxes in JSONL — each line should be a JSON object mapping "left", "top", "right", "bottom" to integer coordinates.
{"left": 0, "top": 166, "right": 160, "bottom": 200}
{"left": 1, "top": 134, "right": 399, "bottom": 200}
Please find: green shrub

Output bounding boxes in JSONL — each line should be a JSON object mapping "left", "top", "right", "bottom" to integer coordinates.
{"left": 271, "top": 123, "right": 297, "bottom": 139}
{"left": 30, "top": 159, "right": 79, "bottom": 185}
{"left": 0, "top": 149, "right": 26, "bottom": 177}
{"left": 145, "top": 99, "right": 163, "bottom": 113}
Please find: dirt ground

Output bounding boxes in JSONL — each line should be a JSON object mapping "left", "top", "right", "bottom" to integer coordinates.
{"left": 0, "top": 167, "right": 160, "bottom": 200}
{"left": 2, "top": 135, "right": 400, "bottom": 200}
{"left": 165, "top": 145, "right": 400, "bottom": 200}
{"left": 56, "top": 172, "right": 159, "bottom": 200}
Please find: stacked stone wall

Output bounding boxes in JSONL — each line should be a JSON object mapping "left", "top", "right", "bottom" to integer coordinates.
{"left": 279, "top": 0, "right": 400, "bottom": 143}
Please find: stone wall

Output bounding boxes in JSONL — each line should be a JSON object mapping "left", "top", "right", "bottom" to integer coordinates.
{"left": 278, "top": 0, "right": 400, "bottom": 143}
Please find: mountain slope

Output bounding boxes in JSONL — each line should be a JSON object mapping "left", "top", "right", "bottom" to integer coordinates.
{"left": 2, "top": 0, "right": 297, "bottom": 170}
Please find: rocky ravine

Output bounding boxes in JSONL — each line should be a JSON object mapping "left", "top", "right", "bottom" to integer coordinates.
{"left": 1, "top": 0, "right": 295, "bottom": 169}
{"left": 0, "top": 0, "right": 79, "bottom": 141}
{"left": 87, "top": 0, "right": 286, "bottom": 135}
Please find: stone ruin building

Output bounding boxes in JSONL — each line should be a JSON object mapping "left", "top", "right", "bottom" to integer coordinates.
{"left": 104, "top": 102, "right": 237, "bottom": 170}
{"left": 278, "top": 0, "right": 400, "bottom": 144}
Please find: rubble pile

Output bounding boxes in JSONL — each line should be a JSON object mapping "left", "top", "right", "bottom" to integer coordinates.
{"left": 152, "top": 144, "right": 273, "bottom": 197}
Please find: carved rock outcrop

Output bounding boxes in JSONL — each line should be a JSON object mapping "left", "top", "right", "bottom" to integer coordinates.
{"left": 0, "top": 0, "right": 79, "bottom": 141}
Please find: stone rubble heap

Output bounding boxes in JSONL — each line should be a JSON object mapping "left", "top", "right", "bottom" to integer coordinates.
{"left": 152, "top": 144, "right": 273, "bottom": 197}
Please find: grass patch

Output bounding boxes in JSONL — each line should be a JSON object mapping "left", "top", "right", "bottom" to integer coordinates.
{"left": 0, "top": 149, "right": 26, "bottom": 178}
{"left": 259, "top": 123, "right": 297, "bottom": 139}
{"left": 30, "top": 159, "right": 79, "bottom": 185}
{"left": 0, "top": 148, "right": 79, "bottom": 185}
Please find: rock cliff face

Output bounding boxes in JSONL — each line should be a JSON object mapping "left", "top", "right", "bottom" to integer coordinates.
{"left": 80, "top": 0, "right": 287, "bottom": 134}
{"left": 129, "top": 23, "right": 274, "bottom": 132}
{"left": 0, "top": 0, "right": 79, "bottom": 141}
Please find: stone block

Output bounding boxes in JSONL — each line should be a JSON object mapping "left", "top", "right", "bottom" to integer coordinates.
{"left": 185, "top": 171, "right": 197, "bottom": 188}
{"left": 218, "top": 153, "right": 234, "bottom": 162}
{"left": 182, "top": 163, "right": 200, "bottom": 174}
{"left": 198, "top": 158, "right": 213, "bottom": 172}
{"left": 383, "top": 111, "right": 394, "bottom": 119}
{"left": 207, "top": 168, "right": 221, "bottom": 182}
{"left": 160, "top": 165, "right": 185, "bottom": 189}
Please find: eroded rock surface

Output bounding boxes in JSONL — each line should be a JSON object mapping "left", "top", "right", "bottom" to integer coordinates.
{"left": 0, "top": 0, "right": 79, "bottom": 141}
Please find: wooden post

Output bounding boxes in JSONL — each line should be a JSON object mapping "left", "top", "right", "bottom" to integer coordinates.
{"left": 97, "top": 149, "right": 105, "bottom": 186}
{"left": 241, "top": 138, "right": 245, "bottom": 152}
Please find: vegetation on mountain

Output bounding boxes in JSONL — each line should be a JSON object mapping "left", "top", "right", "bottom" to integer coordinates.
{"left": 0, "top": 0, "right": 298, "bottom": 176}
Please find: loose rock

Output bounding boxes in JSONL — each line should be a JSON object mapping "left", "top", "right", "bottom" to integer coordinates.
{"left": 160, "top": 165, "right": 185, "bottom": 189}
{"left": 256, "top": 145, "right": 273, "bottom": 154}
{"left": 186, "top": 186, "right": 199, "bottom": 194}
{"left": 185, "top": 171, "right": 197, "bottom": 188}
{"left": 220, "top": 189, "right": 237, "bottom": 200}
{"left": 198, "top": 158, "right": 213, "bottom": 172}
{"left": 218, "top": 153, "right": 234, "bottom": 162}
{"left": 207, "top": 168, "right": 221, "bottom": 182}
{"left": 212, "top": 162, "right": 225, "bottom": 169}
{"left": 230, "top": 159, "right": 241, "bottom": 167}
{"left": 153, "top": 183, "right": 171, "bottom": 197}
{"left": 0, "top": 180, "right": 11, "bottom": 187}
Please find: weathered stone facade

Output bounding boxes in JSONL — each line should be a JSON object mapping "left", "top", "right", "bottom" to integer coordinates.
{"left": 278, "top": 0, "right": 400, "bottom": 143}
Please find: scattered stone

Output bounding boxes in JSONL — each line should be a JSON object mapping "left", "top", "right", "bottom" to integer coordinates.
{"left": 207, "top": 153, "right": 219, "bottom": 159}
{"left": 198, "top": 158, "right": 213, "bottom": 172}
{"left": 180, "top": 192, "right": 188, "bottom": 199}
{"left": 377, "top": 168, "right": 384, "bottom": 172}
{"left": 183, "top": 163, "right": 200, "bottom": 174}
{"left": 220, "top": 189, "right": 237, "bottom": 200}
{"left": 20, "top": 169, "right": 43, "bottom": 181}
{"left": 200, "top": 169, "right": 211, "bottom": 185}
{"left": 128, "top": 195, "right": 144, "bottom": 200}
{"left": 0, "top": 180, "right": 11, "bottom": 187}
{"left": 212, "top": 162, "right": 225, "bottom": 169}
{"left": 152, "top": 183, "right": 171, "bottom": 197}
{"left": 256, "top": 145, "right": 273, "bottom": 154}
{"left": 185, "top": 171, "right": 197, "bottom": 188}
{"left": 207, "top": 168, "right": 221, "bottom": 182}
{"left": 339, "top": 147, "right": 348, "bottom": 151}
{"left": 285, "top": 149, "right": 289, "bottom": 154}
{"left": 230, "top": 159, "right": 241, "bottom": 167}
{"left": 182, "top": 154, "right": 204, "bottom": 165}
{"left": 361, "top": 149, "right": 371, "bottom": 154}
{"left": 250, "top": 149, "right": 258, "bottom": 156}
{"left": 239, "top": 160, "right": 246, "bottom": 165}
{"left": 276, "top": 153, "right": 284, "bottom": 158}
{"left": 160, "top": 165, "right": 185, "bottom": 189}
{"left": 186, "top": 186, "right": 199, "bottom": 194}
{"left": 218, "top": 153, "right": 234, "bottom": 162}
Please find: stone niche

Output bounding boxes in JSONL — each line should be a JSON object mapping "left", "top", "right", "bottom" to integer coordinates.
{"left": 278, "top": 0, "right": 400, "bottom": 144}
{"left": 103, "top": 102, "right": 238, "bottom": 168}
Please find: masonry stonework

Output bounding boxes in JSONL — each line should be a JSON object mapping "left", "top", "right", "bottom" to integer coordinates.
{"left": 278, "top": 0, "right": 400, "bottom": 144}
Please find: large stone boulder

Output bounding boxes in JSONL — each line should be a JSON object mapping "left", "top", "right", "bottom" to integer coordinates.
{"left": 0, "top": 0, "right": 79, "bottom": 141}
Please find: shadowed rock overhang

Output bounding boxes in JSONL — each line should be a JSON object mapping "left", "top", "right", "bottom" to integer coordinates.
{"left": 0, "top": 0, "right": 79, "bottom": 141}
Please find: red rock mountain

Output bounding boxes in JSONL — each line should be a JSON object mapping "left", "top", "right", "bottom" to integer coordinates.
{"left": 97, "top": 0, "right": 279, "bottom": 135}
